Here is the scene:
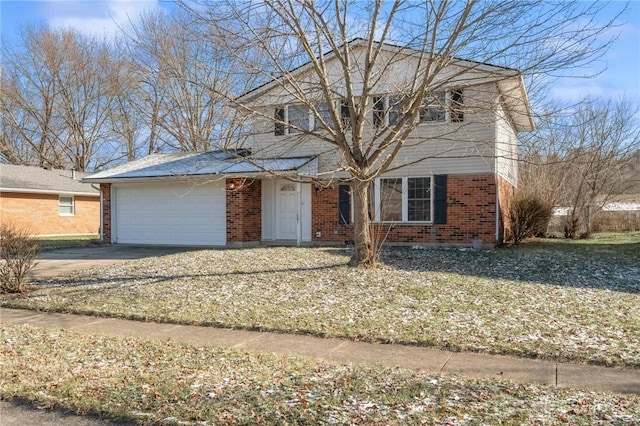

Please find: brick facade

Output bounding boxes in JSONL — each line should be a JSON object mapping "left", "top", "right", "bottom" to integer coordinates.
{"left": 100, "top": 183, "right": 111, "bottom": 243}
{"left": 0, "top": 191, "right": 100, "bottom": 236}
{"left": 226, "top": 178, "right": 261, "bottom": 245}
{"left": 312, "top": 173, "right": 505, "bottom": 247}
{"left": 98, "top": 173, "right": 509, "bottom": 247}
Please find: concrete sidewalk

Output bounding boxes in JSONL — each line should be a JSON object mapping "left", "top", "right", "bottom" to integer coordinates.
{"left": 2, "top": 307, "right": 639, "bottom": 396}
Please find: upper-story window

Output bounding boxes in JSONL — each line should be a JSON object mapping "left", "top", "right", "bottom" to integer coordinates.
{"left": 288, "top": 104, "right": 310, "bottom": 134}
{"left": 275, "top": 103, "right": 339, "bottom": 135}
{"left": 374, "top": 96, "right": 407, "bottom": 128}
{"left": 419, "top": 89, "right": 464, "bottom": 123}
{"left": 274, "top": 105, "right": 311, "bottom": 135}
{"left": 315, "top": 102, "right": 333, "bottom": 130}
{"left": 274, "top": 89, "right": 464, "bottom": 135}
{"left": 372, "top": 89, "right": 464, "bottom": 128}
{"left": 420, "top": 91, "right": 446, "bottom": 122}
{"left": 388, "top": 96, "right": 407, "bottom": 126}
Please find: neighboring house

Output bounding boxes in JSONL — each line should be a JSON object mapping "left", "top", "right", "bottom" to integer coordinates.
{"left": 85, "top": 40, "right": 533, "bottom": 248}
{"left": 0, "top": 164, "right": 100, "bottom": 236}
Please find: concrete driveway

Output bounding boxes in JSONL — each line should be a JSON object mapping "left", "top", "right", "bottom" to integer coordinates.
{"left": 29, "top": 245, "right": 198, "bottom": 279}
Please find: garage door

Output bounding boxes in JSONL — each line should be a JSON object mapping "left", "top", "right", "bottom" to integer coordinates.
{"left": 114, "top": 181, "right": 226, "bottom": 245}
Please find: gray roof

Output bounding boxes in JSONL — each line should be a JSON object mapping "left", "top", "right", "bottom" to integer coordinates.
{"left": 83, "top": 151, "right": 317, "bottom": 182}
{"left": 0, "top": 164, "right": 99, "bottom": 196}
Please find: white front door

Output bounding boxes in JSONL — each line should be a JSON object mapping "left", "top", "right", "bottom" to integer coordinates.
{"left": 276, "top": 181, "right": 298, "bottom": 240}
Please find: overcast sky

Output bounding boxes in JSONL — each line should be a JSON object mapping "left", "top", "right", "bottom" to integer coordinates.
{"left": 1, "top": 0, "right": 639, "bottom": 103}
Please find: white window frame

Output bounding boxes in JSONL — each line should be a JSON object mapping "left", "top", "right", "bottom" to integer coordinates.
{"left": 419, "top": 90, "right": 447, "bottom": 123}
{"left": 59, "top": 195, "right": 75, "bottom": 216}
{"left": 313, "top": 101, "right": 335, "bottom": 131}
{"left": 373, "top": 177, "right": 433, "bottom": 223}
{"left": 286, "top": 104, "right": 311, "bottom": 135}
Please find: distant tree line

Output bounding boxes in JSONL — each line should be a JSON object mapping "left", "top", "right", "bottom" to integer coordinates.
{"left": 1, "top": 11, "right": 253, "bottom": 171}
{"left": 518, "top": 99, "right": 640, "bottom": 238}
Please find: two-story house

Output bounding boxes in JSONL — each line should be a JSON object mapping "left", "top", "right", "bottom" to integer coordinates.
{"left": 85, "top": 39, "right": 533, "bottom": 248}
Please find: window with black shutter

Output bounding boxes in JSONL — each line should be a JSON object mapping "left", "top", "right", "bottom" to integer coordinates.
{"left": 338, "top": 184, "right": 351, "bottom": 224}
{"left": 340, "top": 100, "right": 351, "bottom": 128}
{"left": 433, "top": 175, "right": 448, "bottom": 224}
{"left": 373, "top": 96, "right": 385, "bottom": 128}
{"left": 274, "top": 107, "right": 285, "bottom": 135}
{"left": 451, "top": 89, "right": 464, "bottom": 123}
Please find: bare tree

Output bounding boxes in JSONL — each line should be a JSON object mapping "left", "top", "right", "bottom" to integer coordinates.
{"left": 1, "top": 26, "right": 125, "bottom": 171}
{"left": 128, "top": 11, "right": 245, "bottom": 152}
{"left": 563, "top": 99, "right": 639, "bottom": 237}
{"left": 104, "top": 39, "right": 147, "bottom": 161}
{"left": 181, "top": 0, "right": 621, "bottom": 266}
{"left": 519, "top": 98, "right": 640, "bottom": 238}
{"left": 1, "top": 26, "right": 66, "bottom": 168}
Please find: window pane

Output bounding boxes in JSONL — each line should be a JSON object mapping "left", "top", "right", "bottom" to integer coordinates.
{"left": 59, "top": 196, "right": 74, "bottom": 215}
{"left": 341, "top": 100, "right": 351, "bottom": 128}
{"left": 388, "top": 96, "right": 405, "bottom": 126}
{"left": 315, "top": 102, "right": 333, "bottom": 130}
{"left": 373, "top": 96, "right": 385, "bottom": 128}
{"left": 407, "top": 178, "right": 430, "bottom": 221}
{"left": 380, "top": 178, "right": 402, "bottom": 221}
{"left": 288, "top": 104, "right": 309, "bottom": 134}
{"left": 420, "top": 91, "right": 446, "bottom": 122}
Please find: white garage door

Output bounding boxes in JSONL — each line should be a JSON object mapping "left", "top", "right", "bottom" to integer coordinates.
{"left": 114, "top": 181, "right": 226, "bottom": 245}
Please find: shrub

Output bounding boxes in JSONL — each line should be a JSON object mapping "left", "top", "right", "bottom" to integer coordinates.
{"left": 509, "top": 196, "right": 553, "bottom": 245}
{"left": 0, "top": 225, "right": 40, "bottom": 293}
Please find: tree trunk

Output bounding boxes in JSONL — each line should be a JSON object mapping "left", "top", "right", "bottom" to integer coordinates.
{"left": 349, "top": 180, "right": 376, "bottom": 267}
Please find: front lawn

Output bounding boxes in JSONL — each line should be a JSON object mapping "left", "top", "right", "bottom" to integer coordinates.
{"left": 2, "top": 325, "right": 638, "bottom": 425}
{"left": 3, "top": 233, "right": 639, "bottom": 367}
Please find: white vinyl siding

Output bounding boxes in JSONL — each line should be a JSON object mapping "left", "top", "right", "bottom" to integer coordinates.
{"left": 495, "top": 103, "right": 519, "bottom": 186}
{"left": 249, "top": 83, "right": 500, "bottom": 179}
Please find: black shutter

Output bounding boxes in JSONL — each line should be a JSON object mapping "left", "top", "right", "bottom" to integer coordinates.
{"left": 274, "top": 107, "right": 285, "bottom": 135}
{"left": 338, "top": 184, "right": 351, "bottom": 224}
{"left": 340, "top": 100, "right": 351, "bottom": 127}
{"left": 434, "top": 175, "right": 447, "bottom": 224}
{"left": 373, "top": 96, "right": 385, "bottom": 127}
{"left": 451, "top": 89, "right": 463, "bottom": 122}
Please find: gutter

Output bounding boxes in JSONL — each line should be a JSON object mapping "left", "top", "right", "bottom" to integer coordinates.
{"left": 0, "top": 187, "right": 99, "bottom": 197}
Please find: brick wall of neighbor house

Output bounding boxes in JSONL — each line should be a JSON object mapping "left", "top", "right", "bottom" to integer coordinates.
{"left": 100, "top": 183, "right": 111, "bottom": 243}
{"left": 226, "top": 178, "right": 261, "bottom": 244}
{"left": 311, "top": 174, "right": 500, "bottom": 246}
{"left": 0, "top": 191, "right": 100, "bottom": 236}
{"left": 497, "top": 177, "right": 515, "bottom": 244}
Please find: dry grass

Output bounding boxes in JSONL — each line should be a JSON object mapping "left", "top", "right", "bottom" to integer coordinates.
{"left": 3, "top": 234, "right": 639, "bottom": 367}
{"left": 2, "top": 325, "right": 638, "bottom": 425}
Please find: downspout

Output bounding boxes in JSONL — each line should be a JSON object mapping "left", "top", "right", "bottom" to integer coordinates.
{"left": 91, "top": 184, "right": 103, "bottom": 242}
{"left": 296, "top": 182, "right": 302, "bottom": 246}
{"left": 494, "top": 93, "right": 501, "bottom": 245}
{"left": 495, "top": 180, "right": 500, "bottom": 245}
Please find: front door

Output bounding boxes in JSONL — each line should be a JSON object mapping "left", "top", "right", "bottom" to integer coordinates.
{"left": 276, "top": 182, "right": 298, "bottom": 240}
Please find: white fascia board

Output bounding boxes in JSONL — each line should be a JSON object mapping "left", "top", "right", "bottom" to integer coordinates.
{"left": 0, "top": 187, "right": 99, "bottom": 197}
